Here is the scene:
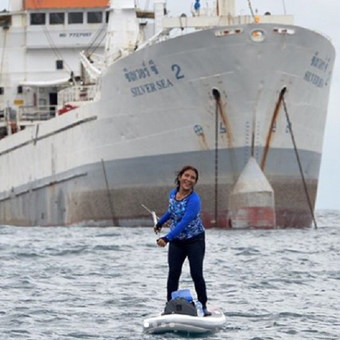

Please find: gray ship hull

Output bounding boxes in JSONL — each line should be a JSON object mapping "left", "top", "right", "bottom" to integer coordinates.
{"left": 0, "top": 147, "right": 323, "bottom": 228}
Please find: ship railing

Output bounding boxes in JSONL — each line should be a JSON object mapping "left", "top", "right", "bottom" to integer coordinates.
{"left": 58, "top": 85, "right": 98, "bottom": 107}
{"left": 138, "top": 28, "right": 171, "bottom": 50}
{"left": 0, "top": 106, "right": 56, "bottom": 122}
{"left": 18, "top": 105, "right": 58, "bottom": 121}
{"left": 161, "top": 14, "right": 294, "bottom": 30}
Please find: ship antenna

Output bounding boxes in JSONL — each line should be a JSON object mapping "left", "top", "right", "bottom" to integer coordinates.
{"left": 281, "top": 88, "right": 318, "bottom": 229}
{"left": 247, "top": 0, "right": 256, "bottom": 20}
{"left": 282, "top": 0, "right": 287, "bottom": 15}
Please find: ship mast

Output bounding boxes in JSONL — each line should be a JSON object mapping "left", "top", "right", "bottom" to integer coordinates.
{"left": 105, "top": 0, "right": 140, "bottom": 64}
{"left": 8, "top": 0, "right": 23, "bottom": 11}
{"left": 217, "top": 0, "right": 235, "bottom": 17}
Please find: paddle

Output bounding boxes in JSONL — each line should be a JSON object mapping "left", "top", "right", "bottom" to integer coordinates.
{"left": 141, "top": 204, "right": 160, "bottom": 234}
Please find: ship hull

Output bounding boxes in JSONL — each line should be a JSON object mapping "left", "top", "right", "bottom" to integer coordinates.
{"left": 0, "top": 24, "right": 335, "bottom": 228}
{"left": 0, "top": 146, "right": 322, "bottom": 228}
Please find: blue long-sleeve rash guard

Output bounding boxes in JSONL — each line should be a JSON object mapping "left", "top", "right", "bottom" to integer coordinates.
{"left": 158, "top": 189, "right": 205, "bottom": 242}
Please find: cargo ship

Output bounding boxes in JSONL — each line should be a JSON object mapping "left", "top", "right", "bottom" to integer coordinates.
{"left": 0, "top": 0, "right": 335, "bottom": 228}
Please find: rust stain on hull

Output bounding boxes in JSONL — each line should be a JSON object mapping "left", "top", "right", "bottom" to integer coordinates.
{"left": 215, "top": 97, "right": 239, "bottom": 181}
{"left": 198, "top": 132, "right": 209, "bottom": 150}
{"left": 217, "top": 99, "right": 234, "bottom": 148}
{"left": 261, "top": 88, "right": 286, "bottom": 170}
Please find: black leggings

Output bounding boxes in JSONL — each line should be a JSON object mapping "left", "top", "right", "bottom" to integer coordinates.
{"left": 167, "top": 233, "right": 208, "bottom": 308}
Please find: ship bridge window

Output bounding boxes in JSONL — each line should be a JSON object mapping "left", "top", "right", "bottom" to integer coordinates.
{"left": 68, "top": 12, "right": 83, "bottom": 24}
{"left": 30, "top": 13, "right": 46, "bottom": 25}
{"left": 50, "top": 12, "right": 65, "bottom": 25}
{"left": 0, "top": 15, "right": 12, "bottom": 28}
{"left": 0, "top": 87, "right": 4, "bottom": 95}
{"left": 87, "top": 11, "right": 103, "bottom": 24}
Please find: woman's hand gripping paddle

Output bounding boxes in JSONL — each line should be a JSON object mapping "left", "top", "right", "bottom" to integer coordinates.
{"left": 141, "top": 204, "right": 161, "bottom": 235}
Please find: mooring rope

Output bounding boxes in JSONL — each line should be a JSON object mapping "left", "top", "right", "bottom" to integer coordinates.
{"left": 281, "top": 88, "right": 318, "bottom": 229}
{"left": 101, "top": 158, "right": 117, "bottom": 227}
{"left": 213, "top": 89, "right": 221, "bottom": 227}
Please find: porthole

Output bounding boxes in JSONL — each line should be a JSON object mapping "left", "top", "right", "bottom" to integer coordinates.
{"left": 250, "top": 29, "right": 265, "bottom": 42}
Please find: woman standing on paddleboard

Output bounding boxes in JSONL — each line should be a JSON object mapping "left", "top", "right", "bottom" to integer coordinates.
{"left": 155, "top": 165, "right": 211, "bottom": 316}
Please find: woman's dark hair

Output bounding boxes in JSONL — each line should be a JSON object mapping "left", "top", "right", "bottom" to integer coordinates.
{"left": 175, "top": 165, "right": 199, "bottom": 190}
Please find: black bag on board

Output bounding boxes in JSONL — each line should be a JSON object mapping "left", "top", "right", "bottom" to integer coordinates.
{"left": 163, "top": 298, "right": 197, "bottom": 316}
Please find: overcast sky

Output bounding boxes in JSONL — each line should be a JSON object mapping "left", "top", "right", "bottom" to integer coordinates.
{"left": 0, "top": 0, "right": 339, "bottom": 210}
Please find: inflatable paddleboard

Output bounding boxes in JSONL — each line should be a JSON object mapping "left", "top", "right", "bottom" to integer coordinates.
{"left": 143, "top": 307, "right": 226, "bottom": 334}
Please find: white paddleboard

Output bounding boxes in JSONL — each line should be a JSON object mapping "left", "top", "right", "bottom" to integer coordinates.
{"left": 143, "top": 307, "right": 226, "bottom": 334}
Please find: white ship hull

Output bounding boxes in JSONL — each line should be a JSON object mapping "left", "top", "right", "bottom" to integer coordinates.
{"left": 0, "top": 0, "right": 335, "bottom": 228}
{"left": 0, "top": 3, "right": 335, "bottom": 228}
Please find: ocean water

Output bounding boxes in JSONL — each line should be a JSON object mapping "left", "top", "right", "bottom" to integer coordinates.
{"left": 1, "top": 211, "right": 340, "bottom": 340}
